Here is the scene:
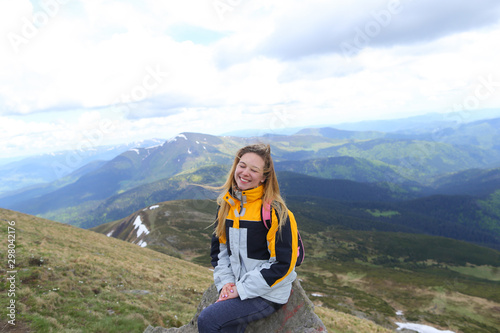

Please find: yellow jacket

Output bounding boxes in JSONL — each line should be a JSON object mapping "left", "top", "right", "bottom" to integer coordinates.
{"left": 210, "top": 185, "right": 298, "bottom": 304}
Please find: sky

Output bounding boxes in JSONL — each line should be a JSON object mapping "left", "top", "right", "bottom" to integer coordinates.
{"left": 1, "top": 0, "right": 500, "bottom": 159}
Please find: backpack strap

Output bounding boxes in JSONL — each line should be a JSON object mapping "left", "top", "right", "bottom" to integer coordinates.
{"left": 262, "top": 201, "right": 305, "bottom": 266}
{"left": 262, "top": 202, "right": 272, "bottom": 229}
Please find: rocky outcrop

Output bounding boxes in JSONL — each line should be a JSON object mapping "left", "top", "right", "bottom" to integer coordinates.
{"left": 144, "top": 279, "right": 327, "bottom": 333}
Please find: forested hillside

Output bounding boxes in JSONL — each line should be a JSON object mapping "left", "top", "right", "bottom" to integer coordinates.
{"left": 1, "top": 120, "right": 500, "bottom": 251}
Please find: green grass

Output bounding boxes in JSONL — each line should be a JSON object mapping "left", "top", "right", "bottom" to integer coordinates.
{"left": 297, "top": 229, "right": 500, "bottom": 332}
{"left": 0, "top": 209, "right": 213, "bottom": 332}
{"left": 448, "top": 265, "right": 500, "bottom": 281}
{"left": 3, "top": 203, "right": 500, "bottom": 333}
{"left": 366, "top": 209, "right": 400, "bottom": 218}
{"left": 0, "top": 208, "right": 395, "bottom": 333}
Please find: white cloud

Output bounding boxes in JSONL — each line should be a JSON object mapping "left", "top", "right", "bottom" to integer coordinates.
{"left": 1, "top": 0, "right": 500, "bottom": 158}
{"left": 255, "top": 0, "right": 500, "bottom": 60}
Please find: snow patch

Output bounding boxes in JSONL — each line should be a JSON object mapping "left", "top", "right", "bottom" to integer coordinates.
{"left": 196, "top": 140, "right": 200, "bottom": 144}
{"left": 137, "top": 240, "right": 147, "bottom": 248}
{"left": 311, "top": 293, "right": 325, "bottom": 297}
{"left": 141, "top": 149, "right": 153, "bottom": 161}
{"left": 129, "top": 148, "right": 140, "bottom": 154}
{"left": 396, "top": 323, "right": 455, "bottom": 333}
{"left": 396, "top": 310, "right": 404, "bottom": 316}
{"left": 149, "top": 205, "right": 159, "bottom": 210}
{"left": 106, "top": 230, "right": 114, "bottom": 237}
{"left": 133, "top": 215, "right": 150, "bottom": 238}
{"left": 168, "top": 134, "right": 188, "bottom": 143}
{"left": 187, "top": 148, "right": 192, "bottom": 154}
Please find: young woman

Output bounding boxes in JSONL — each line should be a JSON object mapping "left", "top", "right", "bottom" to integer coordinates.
{"left": 197, "top": 144, "right": 300, "bottom": 332}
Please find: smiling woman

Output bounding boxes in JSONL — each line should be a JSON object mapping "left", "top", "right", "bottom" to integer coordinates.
{"left": 198, "top": 143, "right": 301, "bottom": 332}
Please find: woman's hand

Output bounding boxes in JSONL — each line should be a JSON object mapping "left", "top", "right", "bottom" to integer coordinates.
{"left": 217, "top": 283, "right": 238, "bottom": 302}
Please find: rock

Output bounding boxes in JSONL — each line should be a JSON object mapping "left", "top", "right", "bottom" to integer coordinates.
{"left": 144, "top": 279, "right": 327, "bottom": 333}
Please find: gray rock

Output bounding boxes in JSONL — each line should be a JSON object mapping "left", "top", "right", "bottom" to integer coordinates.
{"left": 144, "top": 279, "right": 327, "bottom": 333}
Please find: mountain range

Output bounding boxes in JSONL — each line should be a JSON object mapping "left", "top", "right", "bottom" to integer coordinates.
{"left": 1, "top": 116, "right": 500, "bottom": 250}
{"left": 0, "top": 138, "right": 165, "bottom": 194}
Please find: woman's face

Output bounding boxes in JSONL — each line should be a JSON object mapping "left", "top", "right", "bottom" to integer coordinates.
{"left": 234, "top": 152, "right": 266, "bottom": 190}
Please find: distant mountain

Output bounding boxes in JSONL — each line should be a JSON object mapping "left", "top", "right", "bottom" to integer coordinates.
{"left": 5, "top": 134, "right": 231, "bottom": 217}
{"left": 426, "top": 117, "right": 500, "bottom": 152}
{"left": 0, "top": 138, "right": 165, "bottom": 195}
{"left": 312, "top": 138, "right": 500, "bottom": 183}
{"left": 53, "top": 163, "right": 415, "bottom": 230}
{"left": 0, "top": 159, "right": 108, "bottom": 208}
{"left": 295, "top": 127, "right": 385, "bottom": 140}
{"left": 79, "top": 165, "right": 225, "bottom": 229}
{"left": 278, "top": 171, "right": 408, "bottom": 202}
{"left": 273, "top": 137, "right": 500, "bottom": 185}
{"left": 2, "top": 131, "right": 356, "bottom": 222}
{"left": 332, "top": 110, "right": 500, "bottom": 133}
{"left": 275, "top": 156, "right": 415, "bottom": 185}
{"left": 429, "top": 168, "right": 500, "bottom": 197}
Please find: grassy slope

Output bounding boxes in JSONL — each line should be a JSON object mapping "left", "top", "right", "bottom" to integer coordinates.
{"left": 90, "top": 198, "right": 500, "bottom": 332}
{"left": 300, "top": 229, "right": 500, "bottom": 333}
{"left": 0, "top": 208, "right": 212, "bottom": 332}
{"left": 0, "top": 208, "right": 390, "bottom": 333}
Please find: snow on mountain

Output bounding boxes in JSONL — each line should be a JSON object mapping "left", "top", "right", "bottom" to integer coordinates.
{"left": 132, "top": 215, "right": 150, "bottom": 238}
{"left": 396, "top": 322, "right": 455, "bottom": 333}
{"left": 168, "top": 134, "right": 188, "bottom": 143}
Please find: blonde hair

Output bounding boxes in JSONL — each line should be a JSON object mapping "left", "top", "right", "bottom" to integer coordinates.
{"left": 214, "top": 143, "right": 289, "bottom": 239}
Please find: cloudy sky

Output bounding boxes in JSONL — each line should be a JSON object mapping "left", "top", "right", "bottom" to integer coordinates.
{"left": 1, "top": 0, "right": 500, "bottom": 158}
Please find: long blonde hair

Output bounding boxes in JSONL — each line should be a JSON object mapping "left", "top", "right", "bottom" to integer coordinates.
{"left": 214, "top": 143, "right": 289, "bottom": 239}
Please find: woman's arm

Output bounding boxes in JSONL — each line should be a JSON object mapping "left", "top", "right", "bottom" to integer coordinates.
{"left": 210, "top": 229, "right": 236, "bottom": 292}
